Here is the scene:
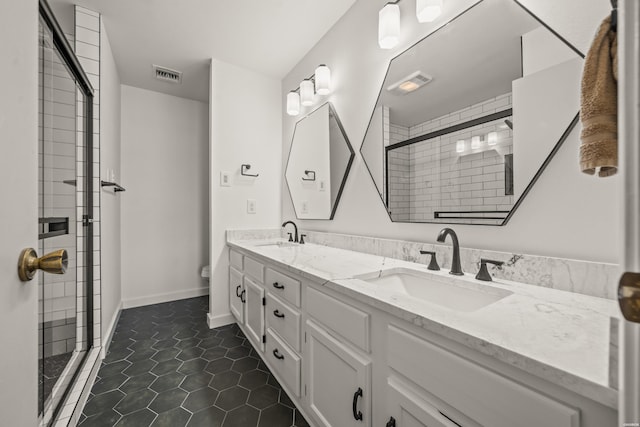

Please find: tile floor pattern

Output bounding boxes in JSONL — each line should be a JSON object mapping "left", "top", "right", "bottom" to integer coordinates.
{"left": 79, "top": 297, "right": 309, "bottom": 427}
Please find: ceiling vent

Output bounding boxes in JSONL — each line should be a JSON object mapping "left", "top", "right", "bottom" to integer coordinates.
{"left": 153, "top": 65, "right": 182, "bottom": 84}
{"left": 387, "top": 71, "right": 432, "bottom": 95}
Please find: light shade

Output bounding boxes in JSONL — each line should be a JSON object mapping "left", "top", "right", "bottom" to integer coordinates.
{"left": 300, "top": 79, "right": 315, "bottom": 106}
{"left": 471, "top": 135, "right": 481, "bottom": 149}
{"left": 315, "top": 64, "right": 331, "bottom": 95}
{"left": 456, "top": 140, "right": 465, "bottom": 153}
{"left": 287, "top": 91, "right": 300, "bottom": 116}
{"left": 487, "top": 131, "right": 498, "bottom": 146}
{"left": 379, "top": 3, "right": 400, "bottom": 49}
{"left": 416, "top": 0, "right": 443, "bottom": 23}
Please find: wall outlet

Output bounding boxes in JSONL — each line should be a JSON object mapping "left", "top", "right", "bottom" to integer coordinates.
{"left": 220, "top": 171, "right": 231, "bottom": 187}
{"left": 247, "top": 199, "right": 257, "bottom": 214}
{"left": 301, "top": 201, "right": 309, "bottom": 214}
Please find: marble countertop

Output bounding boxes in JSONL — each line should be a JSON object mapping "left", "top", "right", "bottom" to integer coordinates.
{"left": 227, "top": 237, "right": 619, "bottom": 408}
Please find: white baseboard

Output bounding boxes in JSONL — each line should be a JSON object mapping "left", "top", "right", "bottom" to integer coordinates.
{"left": 101, "top": 300, "right": 123, "bottom": 359}
{"left": 123, "top": 287, "right": 209, "bottom": 309}
{"left": 207, "top": 312, "right": 235, "bottom": 329}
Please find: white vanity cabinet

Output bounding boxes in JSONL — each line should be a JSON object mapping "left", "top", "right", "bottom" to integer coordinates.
{"left": 227, "top": 246, "right": 617, "bottom": 427}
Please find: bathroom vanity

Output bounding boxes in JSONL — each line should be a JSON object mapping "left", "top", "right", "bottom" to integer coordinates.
{"left": 226, "top": 234, "right": 617, "bottom": 427}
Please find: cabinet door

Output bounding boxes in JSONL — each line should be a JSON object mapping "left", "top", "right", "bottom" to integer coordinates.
{"left": 229, "top": 267, "right": 244, "bottom": 323}
{"left": 244, "top": 276, "right": 265, "bottom": 351}
{"left": 306, "top": 320, "right": 371, "bottom": 427}
{"left": 386, "top": 376, "right": 464, "bottom": 427}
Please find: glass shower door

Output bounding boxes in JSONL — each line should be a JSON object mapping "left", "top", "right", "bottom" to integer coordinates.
{"left": 38, "top": 13, "right": 92, "bottom": 425}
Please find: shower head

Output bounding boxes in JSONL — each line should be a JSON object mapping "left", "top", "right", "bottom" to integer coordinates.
{"left": 504, "top": 119, "right": 513, "bottom": 130}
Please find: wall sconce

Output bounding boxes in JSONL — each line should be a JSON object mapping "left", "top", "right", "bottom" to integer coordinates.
{"left": 378, "top": 0, "right": 444, "bottom": 49}
{"left": 379, "top": 2, "right": 401, "bottom": 49}
{"left": 286, "top": 65, "right": 332, "bottom": 117}
{"left": 471, "top": 135, "right": 481, "bottom": 149}
{"left": 487, "top": 131, "right": 498, "bottom": 146}
{"left": 456, "top": 140, "right": 465, "bottom": 153}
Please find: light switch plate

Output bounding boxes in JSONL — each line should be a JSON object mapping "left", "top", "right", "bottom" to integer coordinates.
{"left": 301, "top": 201, "right": 309, "bottom": 214}
{"left": 319, "top": 180, "right": 326, "bottom": 191}
{"left": 220, "top": 171, "right": 231, "bottom": 187}
{"left": 247, "top": 199, "right": 257, "bottom": 214}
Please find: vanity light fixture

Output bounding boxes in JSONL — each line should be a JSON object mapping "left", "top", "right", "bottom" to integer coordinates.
{"left": 379, "top": 2, "right": 401, "bottom": 49}
{"left": 287, "top": 91, "right": 301, "bottom": 116}
{"left": 378, "top": 0, "right": 444, "bottom": 48}
{"left": 456, "top": 140, "right": 465, "bottom": 153}
{"left": 300, "top": 79, "right": 315, "bottom": 106}
{"left": 286, "top": 65, "right": 332, "bottom": 116}
{"left": 487, "top": 131, "right": 498, "bottom": 146}
{"left": 471, "top": 135, "right": 481, "bottom": 149}
{"left": 315, "top": 64, "right": 331, "bottom": 95}
{"left": 416, "top": 0, "right": 443, "bottom": 23}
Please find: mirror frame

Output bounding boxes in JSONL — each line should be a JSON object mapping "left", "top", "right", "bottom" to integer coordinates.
{"left": 360, "top": 0, "right": 585, "bottom": 226}
{"left": 285, "top": 102, "right": 355, "bottom": 220}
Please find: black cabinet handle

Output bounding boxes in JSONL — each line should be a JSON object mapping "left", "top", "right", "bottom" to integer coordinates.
{"left": 352, "top": 387, "right": 363, "bottom": 421}
{"left": 273, "top": 282, "right": 285, "bottom": 289}
{"left": 235, "top": 285, "right": 241, "bottom": 298}
{"left": 240, "top": 290, "right": 246, "bottom": 303}
{"left": 386, "top": 416, "right": 396, "bottom": 427}
{"left": 272, "top": 348, "right": 284, "bottom": 360}
{"left": 273, "top": 309, "right": 285, "bottom": 318}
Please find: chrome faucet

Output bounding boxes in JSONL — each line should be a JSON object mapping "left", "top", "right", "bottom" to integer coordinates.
{"left": 436, "top": 228, "right": 463, "bottom": 276}
{"left": 282, "top": 221, "right": 299, "bottom": 243}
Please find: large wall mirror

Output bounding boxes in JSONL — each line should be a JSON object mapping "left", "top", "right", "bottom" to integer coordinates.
{"left": 361, "top": 0, "right": 584, "bottom": 225}
{"left": 286, "top": 103, "right": 355, "bottom": 219}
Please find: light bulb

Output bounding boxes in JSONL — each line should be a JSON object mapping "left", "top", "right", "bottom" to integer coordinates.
{"left": 487, "top": 131, "right": 498, "bottom": 146}
{"left": 315, "top": 64, "right": 331, "bottom": 95}
{"left": 286, "top": 91, "right": 300, "bottom": 116}
{"left": 416, "top": 0, "right": 443, "bottom": 23}
{"left": 379, "top": 3, "right": 400, "bottom": 49}
{"left": 300, "top": 79, "right": 314, "bottom": 107}
{"left": 456, "top": 140, "right": 465, "bottom": 153}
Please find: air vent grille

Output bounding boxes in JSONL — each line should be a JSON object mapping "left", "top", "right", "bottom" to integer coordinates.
{"left": 153, "top": 65, "right": 182, "bottom": 84}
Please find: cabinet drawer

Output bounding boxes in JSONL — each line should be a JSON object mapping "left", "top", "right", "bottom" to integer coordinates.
{"left": 388, "top": 325, "right": 579, "bottom": 427}
{"left": 265, "top": 268, "right": 301, "bottom": 307}
{"left": 229, "top": 249, "right": 243, "bottom": 270}
{"left": 244, "top": 256, "right": 264, "bottom": 283}
{"left": 266, "top": 328, "right": 300, "bottom": 397}
{"left": 266, "top": 293, "right": 301, "bottom": 352}
{"left": 307, "top": 286, "right": 370, "bottom": 353}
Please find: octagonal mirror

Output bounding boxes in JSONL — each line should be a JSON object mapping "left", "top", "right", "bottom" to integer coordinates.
{"left": 286, "top": 103, "right": 355, "bottom": 219}
{"left": 361, "top": 0, "right": 584, "bottom": 225}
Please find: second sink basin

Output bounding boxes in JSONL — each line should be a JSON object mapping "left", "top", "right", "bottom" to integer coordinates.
{"left": 359, "top": 268, "right": 513, "bottom": 312}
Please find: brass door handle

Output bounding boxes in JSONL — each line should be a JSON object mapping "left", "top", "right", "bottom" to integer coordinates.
{"left": 619, "top": 272, "right": 640, "bottom": 323}
{"left": 18, "top": 248, "right": 68, "bottom": 282}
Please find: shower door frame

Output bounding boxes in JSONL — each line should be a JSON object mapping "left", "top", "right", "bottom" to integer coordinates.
{"left": 39, "top": 0, "right": 95, "bottom": 424}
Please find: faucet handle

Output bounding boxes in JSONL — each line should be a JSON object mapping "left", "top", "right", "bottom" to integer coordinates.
{"left": 475, "top": 259, "right": 504, "bottom": 281}
{"left": 300, "top": 234, "right": 307, "bottom": 244}
{"left": 419, "top": 250, "right": 440, "bottom": 271}
{"left": 287, "top": 232, "right": 293, "bottom": 242}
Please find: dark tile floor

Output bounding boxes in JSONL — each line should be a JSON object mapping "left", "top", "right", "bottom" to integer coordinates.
{"left": 79, "top": 297, "right": 309, "bottom": 427}
{"left": 39, "top": 352, "right": 73, "bottom": 411}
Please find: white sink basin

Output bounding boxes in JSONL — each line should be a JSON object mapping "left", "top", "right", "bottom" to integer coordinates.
{"left": 359, "top": 268, "right": 513, "bottom": 312}
{"left": 254, "top": 241, "right": 298, "bottom": 248}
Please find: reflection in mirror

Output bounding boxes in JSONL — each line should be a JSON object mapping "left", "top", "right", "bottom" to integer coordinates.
{"left": 361, "top": 0, "right": 583, "bottom": 225}
{"left": 286, "top": 103, "right": 355, "bottom": 219}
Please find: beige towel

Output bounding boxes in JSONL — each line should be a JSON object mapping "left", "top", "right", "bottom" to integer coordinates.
{"left": 580, "top": 16, "right": 618, "bottom": 177}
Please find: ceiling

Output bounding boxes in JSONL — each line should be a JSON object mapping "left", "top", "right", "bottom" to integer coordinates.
{"left": 50, "top": 0, "right": 358, "bottom": 102}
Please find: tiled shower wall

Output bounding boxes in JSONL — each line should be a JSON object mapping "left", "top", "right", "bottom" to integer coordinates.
{"left": 385, "top": 93, "right": 514, "bottom": 223}
{"left": 74, "top": 4, "right": 102, "bottom": 354}
{"left": 39, "top": 26, "right": 78, "bottom": 358}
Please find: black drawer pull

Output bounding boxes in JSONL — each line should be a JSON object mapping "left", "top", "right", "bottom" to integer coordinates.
{"left": 240, "top": 290, "right": 246, "bottom": 303}
{"left": 273, "top": 309, "right": 285, "bottom": 318}
{"left": 352, "top": 387, "right": 363, "bottom": 421}
{"left": 273, "top": 282, "right": 285, "bottom": 289}
{"left": 235, "top": 285, "right": 241, "bottom": 298}
{"left": 272, "top": 349, "right": 284, "bottom": 360}
{"left": 386, "top": 416, "right": 396, "bottom": 427}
